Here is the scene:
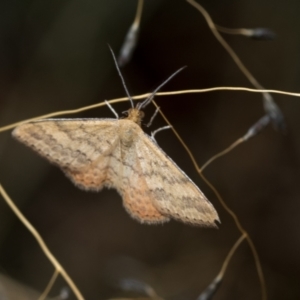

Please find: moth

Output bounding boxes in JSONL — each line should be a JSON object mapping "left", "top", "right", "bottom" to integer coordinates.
{"left": 12, "top": 54, "right": 219, "bottom": 227}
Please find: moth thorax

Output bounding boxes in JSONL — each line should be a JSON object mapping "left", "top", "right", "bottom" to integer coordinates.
{"left": 126, "top": 108, "right": 144, "bottom": 126}
{"left": 120, "top": 126, "right": 138, "bottom": 147}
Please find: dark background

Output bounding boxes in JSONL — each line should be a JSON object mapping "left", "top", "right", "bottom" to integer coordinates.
{"left": 0, "top": 0, "right": 299, "bottom": 299}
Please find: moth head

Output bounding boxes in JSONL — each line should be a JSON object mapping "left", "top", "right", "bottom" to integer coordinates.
{"left": 125, "top": 108, "right": 145, "bottom": 125}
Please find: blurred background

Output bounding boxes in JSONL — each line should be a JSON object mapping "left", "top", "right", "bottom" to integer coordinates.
{"left": 0, "top": 0, "right": 299, "bottom": 299}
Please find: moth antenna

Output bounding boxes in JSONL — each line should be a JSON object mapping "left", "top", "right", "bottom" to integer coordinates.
{"left": 138, "top": 66, "right": 186, "bottom": 110}
{"left": 108, "top": 45, "right": 134, "bottom": 108}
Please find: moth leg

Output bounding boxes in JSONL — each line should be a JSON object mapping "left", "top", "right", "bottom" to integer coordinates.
{"left": 105, "top": 100, "right": 119, "bottom": 119}
{"left": 151, "top": 125, "right": 172, "bottom": 142}
{"left": 146, "top": 106, "right": 160, "bottom": 127}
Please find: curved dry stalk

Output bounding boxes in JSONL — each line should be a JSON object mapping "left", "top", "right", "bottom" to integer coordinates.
{"left": 153, "top": 99, "right": 267, "bottom": 300}
{"left": 198, "top": 172, "right": 266, "bottom": 294}
{"left": 198, "top": 234, "right": 246, "bottom": 300}
{"left": 186, "top": 0, "right": 268, "bottom": 92}
{"left": 218, "top": 234, "right": 247, "bottom": 279}
{"left": 0, "top": 87, "right": 299, "bottom": 133}
{"left": 200, "top": 138, "right": 244, "bottom": 172}
{"left": 200, "top": 114, "right": 271, "bottom": 171}
{"left": 0, "top": 184, "right": 85, "bottom": 300}
{"left": 38, "top": 269, "right": 59, "bottom": 300}
{"left": 185, "top": 0, "right": 285, "bottom": 131}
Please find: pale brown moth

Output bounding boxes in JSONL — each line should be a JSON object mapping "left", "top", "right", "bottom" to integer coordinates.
{"left": 12, "top": 52, "right": 219, "bottom": 226}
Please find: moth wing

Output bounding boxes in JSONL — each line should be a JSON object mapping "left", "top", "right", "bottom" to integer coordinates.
{"left": 119, "top": 142, "right": 169, "bottom": 224}
{"left": 136, "top": 133, "right": 219, "bottom": 227}
{"left": 13, "top": 119, "right": 122, "bottom": 190}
